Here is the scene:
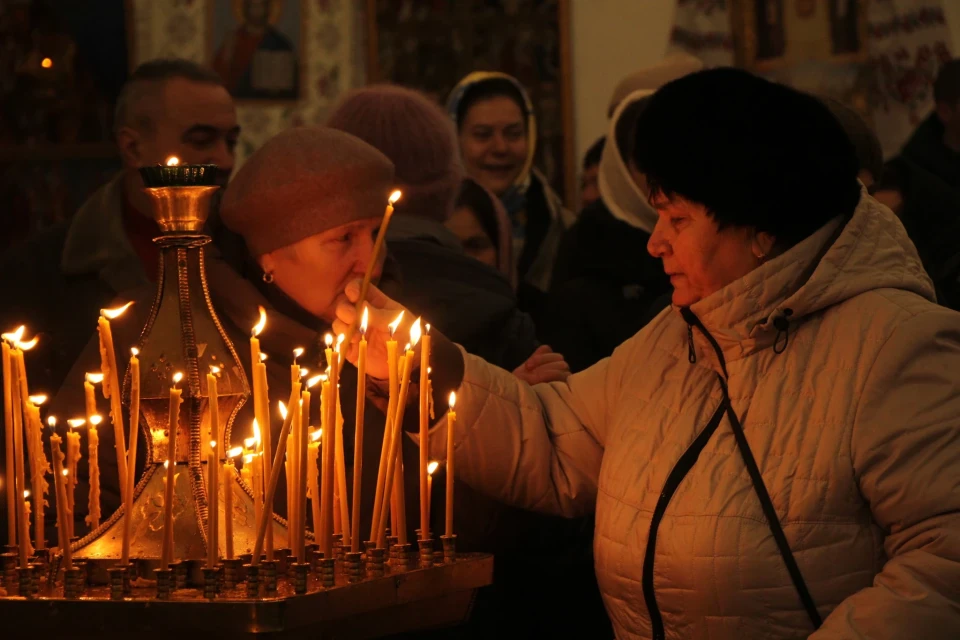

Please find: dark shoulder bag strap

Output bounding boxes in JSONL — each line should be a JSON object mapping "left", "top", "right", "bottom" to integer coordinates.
{"left": 719, "top": 379, "right": 823, "bottom": 630}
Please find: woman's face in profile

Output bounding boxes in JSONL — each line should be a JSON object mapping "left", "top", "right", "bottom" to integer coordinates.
{"left": 646, "top": 195, "right": 768, "bottom": 307}
{"left": 446, "top": 205, "right": 498, "bottom": 269}
{"left": 259, "top": 218, "right": 382, "bottom": 323}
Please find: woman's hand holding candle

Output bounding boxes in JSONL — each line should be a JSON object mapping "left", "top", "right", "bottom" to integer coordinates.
{"left": 334, "top": 280, "right": 416, "bottom": 380}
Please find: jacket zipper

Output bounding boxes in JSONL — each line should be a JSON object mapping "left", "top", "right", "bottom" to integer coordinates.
{"left": 643, "top": 308, "right": 729, "bottom": 640}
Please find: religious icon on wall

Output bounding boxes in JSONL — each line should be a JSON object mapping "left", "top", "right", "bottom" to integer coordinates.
{"left": 208, "top": 0, "right": 304, "bottom": 101}
{"left": 739, "top": 0, "right": 866, "bottom": 70}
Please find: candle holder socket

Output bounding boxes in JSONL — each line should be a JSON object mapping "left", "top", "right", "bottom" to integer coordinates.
{"left": 1, "top": 553, "right": 16, "bottom": 589}
{"left": 107, "top": 566, "right": 127, "bottom": 600}
{"left": 366, "top": 547, "right": 385, "bottom": 579}
{"left": 293, "top": 562, "right": 309, "bottom": 594}
{"left": 243, "top": 563, "right": 260, "bottom": 599}
{"left": 202, "top": 567, "right": 219, "bottom": 599}
{"left": 274, "top": 547, "right": 291, "bottom": 575}
{"left": 386, "top": 535, "right": 399, "bottom": 560}
{"left": 173, "top": 560, "right": 188, "bottom": 590}
{"left": 262, "top": 560, "right": 278, "bottom": 596}
{"left": 17, "top": 566, "right": 35, "bottom": 598}
{"left": 440, "top": 534, "right": 457, "bottom": 564}
{"left": 344, "top": 551, "right": 362, "bottom": 584}
{"left": 222, "top": 558, "right": 243, "bottom": 589}
{"left": 418, "top": 538, "right": 435, "bottom": 569}
{"left": 319, "top": 557, "right": 335, "bottom": 588}
{"left": 154, "top": 568, "right": 173, "bottom": 600}
{"left": 393, "top": 543, "right": 414, "bottom": 572}
{"left": 63, "top": 567, "right": 83, "bottom": 599}
{"left": 309, "top": 549, "right": 324, "bottom": 574}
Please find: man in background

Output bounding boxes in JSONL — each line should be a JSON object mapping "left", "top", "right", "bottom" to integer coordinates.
{"left": 579, "top": 136, "right": 604, "bottom": 210}
{"left": 0, "top": 58, "right": 239, "bottom": 398}
{"left": 901, "top": 58, "right": 960, "bottom": 191}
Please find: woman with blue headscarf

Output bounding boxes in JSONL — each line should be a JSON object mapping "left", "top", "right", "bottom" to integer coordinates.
{"left": 448, "top": 72, "right": 573, "bottom": 322}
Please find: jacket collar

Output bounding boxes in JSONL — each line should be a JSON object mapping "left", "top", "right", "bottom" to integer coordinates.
{"left": 60, "top": 172, "right": 151, "bottom": 294}
{"left": 681, "top": 190, "right": 935, "bottom": 367}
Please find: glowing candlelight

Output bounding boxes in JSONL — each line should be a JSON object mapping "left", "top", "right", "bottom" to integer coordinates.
{"left": 427, "top": 460, "right": 439, "bottom": 526}
{"left": 370, "top": 311, "right": 404, "bottom": 543}
{"left": 165, "top": 156, "right": 180, "bottom": 166}
{"left": 98, "top": 302, "right": 132, "bottom": 504}
{"left": 250, "top": 306, "right": 273, "bottom": 558}
{"left": 446, "top": 392, "right": 457, "bottom": 537}
{"left": 49, "top": 418, "right": 72, "bottom": 567}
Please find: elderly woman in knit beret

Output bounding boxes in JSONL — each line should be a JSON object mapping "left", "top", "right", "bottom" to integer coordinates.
{"left": 338, "top": 68, "right": 960, "bottom": 639}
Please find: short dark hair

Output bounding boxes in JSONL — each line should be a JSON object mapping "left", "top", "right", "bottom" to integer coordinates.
{"left": 933, "top": 59, "right": 960, "bottom": 104}
{"left": 114, "top": 58, "right": 225, "bottom": 133}
{"left": 583, "top": 136, "right": 606, "bottom": 170}
{"left": 455, "top": 178, "right": 500, "bottom": 248}
{"left": 455, "top": 77, "right": 529, "bottom": 130}
{"left": 633, "top": 67, "right": 860, "bottom": 249}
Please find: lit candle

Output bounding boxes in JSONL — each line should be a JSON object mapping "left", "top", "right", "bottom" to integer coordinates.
{"left": 83, "top": 373, "right": 102, "bottom": 423}
{"left": 22, "top": 490, "right": 32, "bottom": 555}
{"left": 65, "top": 418, "right": 83, "bottom": 538}
{"left": 24, "top": 394, "right": 49, "bottom": 550}
{"left": 49, "top": 417, "right": 71, "bottom": 567}
{"left": 446, "top": 393, "right": 457, "bottom": 537}
{"left": 341, "top": 190, "right": 402, "bottom": 351}
{"left": 419, "top": 323, "right": 432, "bottom": 539}
{"left": 6, "top": 329, "right": 32, "bottom": 566}
{"left": 86, "top": 414, "right": 102, "bottom": 531}
{"left": 1, "top": 327, "right": 21, "bottom": 547}
{"left": 224, "top": 446, "right": 242, "bottom": 560}
{"left": 121, "top": 348, "right": 140, "bottom": 565}
{"left": 377, "top": 319, "right": 421, "bottom": 547}
{"left": 307, "top": 428, "right": 322, "bottom": 544}
{"left": 207, "top": 366, "right": 222, "bottom": 447}
{"left": 251, "top": 383, "right": 301, "bottom": 564}
{"left": 287, "top": 348, "right": 303, "bottom": 541}
{"left": 250, "top": 307, "right": 273, "bottom": 559}
{"left": 370, "top": 312, "right": 403, "bottom": 542}
{"left": 426, "top": 461, "right": 439, "bottom": 526}
{"left": 161, "top": 372, "right": 183, "bottom": 568}
{"left": 350, "top": 308, "right": 368, "bottom": 553}
{"left": 98, "top": 302, "right": 133, "bottom": 504}
{"left": 207, "top": 439, "right": 218, "bottom": 568}
{"left": 319, "top": 337, "right": 335, "bottom": 558}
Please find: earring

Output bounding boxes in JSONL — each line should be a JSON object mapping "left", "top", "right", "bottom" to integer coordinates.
{"left": 262, "top": 271, "right": 275, "bottom": 284}
{"left": 755, "top": 251, "right": 767, "bottom": 264}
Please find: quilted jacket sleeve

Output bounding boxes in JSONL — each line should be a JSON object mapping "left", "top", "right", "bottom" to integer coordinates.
{"left": 811, "top": 308, "right": 960, "bottom": 638}
{"left": 424, "top": 336, "right": 627, "bottom": 518}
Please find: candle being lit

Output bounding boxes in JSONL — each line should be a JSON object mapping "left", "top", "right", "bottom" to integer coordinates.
{"left": 446, "top": 392, "right": 457, "bottom": 537}
{"left": 98, "top": 302, "right": 133, "bottom": 505}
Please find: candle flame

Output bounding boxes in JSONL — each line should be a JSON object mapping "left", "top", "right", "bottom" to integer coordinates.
{"left": 1, "top": 325, "right": 25, "bottom": 344}
{"left": 41, "top": 57, "right": 52, "bottom": 69}
{"left": 410, "top": 317, "right": 422, "bottom": 347}
{"left": 67, "top": 418, "right": 85, "bottom": 429}
{"left": 210, "top": 440, "right": 217, "bottom": 450}
{"left": 293, "top": 347, "right": 304, "bottom": 363}
{"left": 300, "top": 368, "right": 309, "bottom": 378}
{"left": 324, "top": 333, "right": 333, "bottom": 348}
{"left": 227, "top": 446, "right": 243, "bottom": 459}
{"left": 17, "top": 335, "right": 39, "bottom": 351}
{"left": 278, "top": 401, "right": 287, "bottom": 420}
{"left": 426, "top": 323, "right": 431, "bottom": 335}
{"left": 86, "top": 372, "right": 104, "bottom": 384}
{"left": 101, "top": 301, "right": 133, "bottom": 320}
{"left": 243, "top": 437, "right": 256, "bottom": 449}
{"left": 165, "top": 156, "right": 180, "bottom": 166}
{"left": 404, "top": 343, "right": 411, "bottom": 352}
{"left": 243, "top": 454, "right": 254, "bottom": 464}
{"left": 47, "top": 416, "right": 57, "bottom": 428}
{"left": 131, "top": 347, "right": 139, "bottom": 357}
{"left": 311, "top": 429, "right": 322, "bottom": 442}
{"left": 252, "top": 419, "right": 261, "bottom": 447}
{"left": 163, "top": 460, "right": 169, "bottom": 469}
{"left": 62, "top": 469, "right": 69, "bottom": 477}
{"left": 23, "top": 489, "right": 30, "bottom": 499}
{"left": 306, "top": 374, "right": 323, "bottom": 389}
{"left": 28, "top": 394, "right": 47, "bottom": 406}
{"left": 388, "top": 311, "right": 404, "bottom": 337}
{"left": 427, "top": 461, "right": 439, "bottom": 475}
{"left": 252, "top": 306, "right": 267, "bottom": 337}
{"left": 259, "top": 352, "right": 268, "bottom": 362}
{"left": 172, "top": 371, "right": 183, "bottom": 386}
{"left": 389, "top": 190, "right": 402, "bottom": 205}
{"left": 360, "top": 306, "right": 369, "bottom": 334}
{"left": 210, "top": 365, "right": 221, "bottom": 375}
{"left": 89, "top": 415, "right": 103, "bottom": 426}
{"left": 449, "top": 392, "right": 456, "bottom": 409}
